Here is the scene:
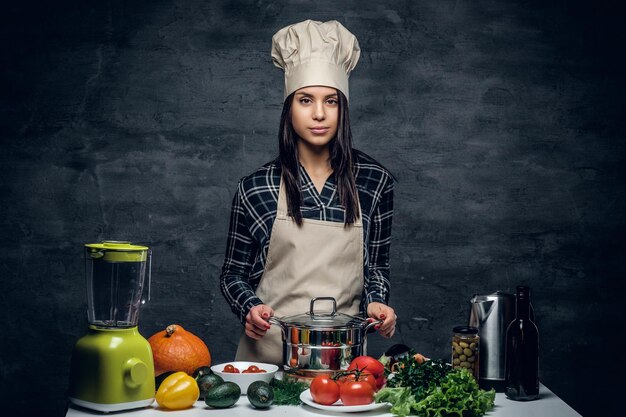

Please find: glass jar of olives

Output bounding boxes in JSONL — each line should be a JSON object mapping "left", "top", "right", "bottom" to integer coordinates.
{"left": 452, "top": 326, "right": 480, "bottom": 380}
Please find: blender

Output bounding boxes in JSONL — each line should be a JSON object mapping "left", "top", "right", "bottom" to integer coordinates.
{"left": 69, "top": 241, "right": 155, "bottom": 412}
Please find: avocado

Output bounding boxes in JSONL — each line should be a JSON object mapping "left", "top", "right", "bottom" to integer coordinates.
{"left": 192, "top": 366, "right": 213, "bottom": 379}
{"left": 247, "top": 381, "right": 274, "bottom": 409}
{"left": 197, "top": 373, "right": 224, "bottom": 399}
{"left": 204, "top": 382, "right": 241, "bottom": 408}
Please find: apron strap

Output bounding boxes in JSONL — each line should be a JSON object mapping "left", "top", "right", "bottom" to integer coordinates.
{"left": 277, "top": 178, "right": 289, "bottom": 220}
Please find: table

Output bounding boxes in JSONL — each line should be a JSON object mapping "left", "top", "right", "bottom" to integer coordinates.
{"left": 67, "top": 383, "right": 581, "bottom": 416}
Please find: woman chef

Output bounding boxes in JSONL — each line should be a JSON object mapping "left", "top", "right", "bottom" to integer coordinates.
{"left": 219, "top": 20, "right": 397, "bottom": 365}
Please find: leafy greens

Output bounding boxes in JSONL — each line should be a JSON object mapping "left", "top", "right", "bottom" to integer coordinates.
{"left": 375, "top": 354, "right": 495, "bottom": 417}
{"left": 269, "top": 377, "right": 309, "bottom": 406}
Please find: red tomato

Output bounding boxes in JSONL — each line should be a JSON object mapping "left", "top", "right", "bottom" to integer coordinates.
{"left": 348, "top": 356, "right": 385, "bottom": 389}
{"left": 247, "top": 365, "right": 260, "bottom": 372}
{"left": 310, "top": 375, "right": 340, "bottom": 406}
{"left": 339, "top": 380, "right": 375, "bottom": 406}
{"left": 376, "top": 374, "right": 386, "bottom": 390}
{"left": 348, "top": 356, "right": 384, "bottom": 378}
{"left": 223, "top": 364, "right": 240, "bottom": 373}
{"left": 334, "top": 373, "right": 355, "bottom": 387}
{"left": 358, "top": 372, "right": 377, "bottom": 391}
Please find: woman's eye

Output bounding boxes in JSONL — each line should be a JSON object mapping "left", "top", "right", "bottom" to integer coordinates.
{"left": 326, "top": 99, "right": 338, "bottom": 105}
{"left": 299, "top": 98, "right": 312, "bottom": 104}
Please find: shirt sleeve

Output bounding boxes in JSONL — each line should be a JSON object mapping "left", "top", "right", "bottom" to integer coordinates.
{"left": 219, "top": 180, "right": 264, "bottom": 325}
{"left": 365, "top": 173, "right": 394, "bottom": 306}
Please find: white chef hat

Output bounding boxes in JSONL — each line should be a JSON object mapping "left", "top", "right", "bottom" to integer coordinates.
{"left": 271, "top": 19, "right": 361, "bottom": 101}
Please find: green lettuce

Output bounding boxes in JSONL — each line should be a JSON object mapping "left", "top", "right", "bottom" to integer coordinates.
{"left": 375, "top": 368, "right": 495, "bottom": 417}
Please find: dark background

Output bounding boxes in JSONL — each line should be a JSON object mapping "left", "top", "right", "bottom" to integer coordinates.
{"left": 1, "top": 0, "right": 624, "bottom": 416}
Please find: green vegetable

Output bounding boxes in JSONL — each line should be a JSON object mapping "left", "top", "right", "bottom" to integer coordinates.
{"left": 247, "top": 381, "right": 274, "bottom": 409}
{"left": 204, "top": 382, "right": 241, "bottom": 408}
{"left": 269, "top": 377, "right": 309, "bottom": 406}
{"left": 385, "top": 357, "right": 450, "bottom": 401}
{"left": 196, "top": 373, "right": 224, "bottom": 399}
{"left": 192, "top": 366, "right": 213, "bottom": 379}
{"left": 375, "top": 353, "right": 495, "bottom": 417}
{"left": 413, "top": 369, "right": 495, "bottom": 417}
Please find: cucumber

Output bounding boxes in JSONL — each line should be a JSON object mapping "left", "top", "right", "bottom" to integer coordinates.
{"left": 247, "top": 381, "right": 274, "bottom": 409}
{"left": 204, "top": 382, "right": 241, "bottom": 408}
{"left": 197, "top": 373, "right": 224, "bottom": 399}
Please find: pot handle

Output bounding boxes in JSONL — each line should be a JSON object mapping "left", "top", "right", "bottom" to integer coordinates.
{"left": 364, "top": 318, "right": 384, "bottom": 333}
{"left": 310, "top": 297, "right": 337, "bottom": 316}
{"left": 268, "top": 316, "right": 286, "bottom": 339}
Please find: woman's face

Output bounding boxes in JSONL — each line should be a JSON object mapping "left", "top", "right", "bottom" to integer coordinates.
{"left": 290, "top": 86, "right": 339, "bottom": 150}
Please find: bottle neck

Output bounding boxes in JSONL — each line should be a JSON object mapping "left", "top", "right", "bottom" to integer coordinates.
{"left": 516, "top": 296, "right": 530, "bottom": 319}
{"left": 516, "top": 287, "right": 531, "bottom": 320}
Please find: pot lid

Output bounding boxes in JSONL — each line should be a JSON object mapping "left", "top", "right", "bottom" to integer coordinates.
{"left": 276, "top": 297, "right": 369, "bottom": 329}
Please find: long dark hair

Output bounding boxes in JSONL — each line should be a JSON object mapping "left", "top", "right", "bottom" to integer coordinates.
{"left": 278, "top": 90, "right": 359, "bottom": 226}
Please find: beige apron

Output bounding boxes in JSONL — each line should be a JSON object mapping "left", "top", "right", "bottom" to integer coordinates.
{"left": 235, "top": 177, "right": 363, "bottom": 365}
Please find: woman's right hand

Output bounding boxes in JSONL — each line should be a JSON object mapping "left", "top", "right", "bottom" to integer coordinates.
{"left": 245, "top": 304, "right": 274, "bottom": 340}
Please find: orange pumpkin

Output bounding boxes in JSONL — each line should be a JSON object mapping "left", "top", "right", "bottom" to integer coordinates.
{"left": 148, "top": 324, "right": 211, "bottom": 376}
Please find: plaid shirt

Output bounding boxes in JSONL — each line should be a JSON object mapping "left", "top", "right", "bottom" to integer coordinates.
{"left": 220, "top": 152, "right": 394, "bottom": 324}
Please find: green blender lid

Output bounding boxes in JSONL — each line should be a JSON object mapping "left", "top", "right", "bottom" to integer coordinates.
{"left": 85, "top": 241, "right": 149, "bottom": 262}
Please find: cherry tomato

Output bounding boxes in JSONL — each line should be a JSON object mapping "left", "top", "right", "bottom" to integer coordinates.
{"left": 223, "top": 364, "right": 240, "bottom": 373}
{"left": 247, "top": 365, "right": 260, "bottom": 372}
{"left": 310, "top": 375, "right": 340, "bottom": 406}
{"left": 339, "top": 380, "right": 374, "bottom": 406}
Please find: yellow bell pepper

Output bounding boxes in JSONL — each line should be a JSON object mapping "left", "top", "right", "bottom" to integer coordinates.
{"left": 155, "top": 371, "right": 200, "bottom": 410}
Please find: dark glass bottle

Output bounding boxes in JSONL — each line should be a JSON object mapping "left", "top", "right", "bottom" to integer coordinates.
{"left": 505, "top": 286, "right": 539, "bottom": 400}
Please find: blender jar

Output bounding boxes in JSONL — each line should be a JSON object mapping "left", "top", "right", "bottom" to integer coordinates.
{"left": 84, "top": 241, "right": 151, "bottom": 327}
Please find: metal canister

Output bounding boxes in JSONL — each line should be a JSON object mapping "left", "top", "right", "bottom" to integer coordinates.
{"left": 452, "top": 326, "right": 480, "bottom": 380}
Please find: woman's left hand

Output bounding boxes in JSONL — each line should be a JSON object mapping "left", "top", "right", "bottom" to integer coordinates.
{"left": 367, "top": 302, "right": 397, "bottom": 338}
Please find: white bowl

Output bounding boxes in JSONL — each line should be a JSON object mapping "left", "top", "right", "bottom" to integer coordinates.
{"left": 211, "top": 361, "right": 278, "bottom": 394}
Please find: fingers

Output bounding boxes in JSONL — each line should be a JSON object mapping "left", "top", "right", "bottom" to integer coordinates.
{"left": 245, "top": 304, "right": 274, "bottom": 340}
{"left": 367, "top": 302, "right": 397, "bottom": 338}
{"left": 379, "top": 311, "right": 397, "bottom": 338}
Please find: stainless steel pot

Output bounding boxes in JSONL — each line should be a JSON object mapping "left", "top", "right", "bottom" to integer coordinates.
{"left": 269, "top": 297, "right": 382, "bottom": 376}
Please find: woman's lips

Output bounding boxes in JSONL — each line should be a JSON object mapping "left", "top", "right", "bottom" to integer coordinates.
{"left": 309, "top": 127, "right": 329, "bottom": 134}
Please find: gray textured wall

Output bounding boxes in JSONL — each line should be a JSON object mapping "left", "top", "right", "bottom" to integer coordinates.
{"left": 1, "top": 0, "right": 624, "bottom": 416}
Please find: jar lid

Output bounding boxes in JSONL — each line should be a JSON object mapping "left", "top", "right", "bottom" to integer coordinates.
{"left": 85, "top": 241, "right": 149, "bottom": 251}
{"left": 453, "top": 325, "right": 479, "bottom": 334}
{"left": 85, "top": 241, "right": 149, "bottom": 262}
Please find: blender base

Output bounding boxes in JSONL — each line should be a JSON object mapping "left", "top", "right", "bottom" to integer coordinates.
{"left": 68, "top": 326, "right": 155, "bottom": 412}
{"left": 70, "top": 397, "right": 154, "bottom": 413}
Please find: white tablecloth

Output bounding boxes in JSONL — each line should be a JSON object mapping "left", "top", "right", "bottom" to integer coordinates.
{"left": 66, "top": 383, "right": 581, "bottom": 417}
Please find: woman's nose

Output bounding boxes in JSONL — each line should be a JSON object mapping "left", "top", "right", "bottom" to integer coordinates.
{"left": 313, "top": 102, "right": 325, "bottom": 120}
